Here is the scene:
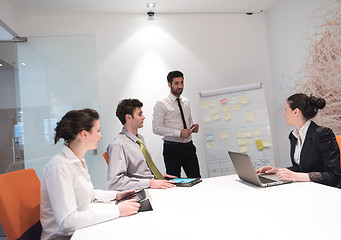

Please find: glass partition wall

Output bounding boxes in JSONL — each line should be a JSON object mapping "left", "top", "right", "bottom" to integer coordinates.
{"left": 4, "top": 35, "right": 106, "bottom": 188}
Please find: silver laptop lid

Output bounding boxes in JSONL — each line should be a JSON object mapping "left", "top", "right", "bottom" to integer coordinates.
{"left": 228, "top": 151, "right": 263, "bottom": 186}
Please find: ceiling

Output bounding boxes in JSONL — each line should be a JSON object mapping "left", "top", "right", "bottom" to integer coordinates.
{"left": 0, "top": 0, "right": 278, "bottom": 41}
{"left": 10, "top": 0, "right": 278, "bottom": 14}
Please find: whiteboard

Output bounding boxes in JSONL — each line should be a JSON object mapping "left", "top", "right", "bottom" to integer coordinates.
{"left": 199, "top": 83, "right": 275, "bottom": 177}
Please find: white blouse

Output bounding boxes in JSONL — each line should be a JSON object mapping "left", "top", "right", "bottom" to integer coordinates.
{"left": 292, "top": 120, "right": 311, "bottom": 165}
{"left": 40, "top": 146, "right": 120, "bottom": 240}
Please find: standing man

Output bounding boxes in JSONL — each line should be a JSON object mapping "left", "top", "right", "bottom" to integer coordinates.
{"left": 153, "top": 70, "right": 201, "bottom": 178}
{"left": 106, "top": 98, "right": 175, "bottom": 191}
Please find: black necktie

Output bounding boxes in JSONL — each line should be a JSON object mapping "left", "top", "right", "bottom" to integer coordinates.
{"left": 176, "top": 98, "right": 187, "bottom": 129}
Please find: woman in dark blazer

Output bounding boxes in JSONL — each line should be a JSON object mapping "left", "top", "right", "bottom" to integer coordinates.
{"left": 257, "top": 93, "right": 341, "bottom": 187}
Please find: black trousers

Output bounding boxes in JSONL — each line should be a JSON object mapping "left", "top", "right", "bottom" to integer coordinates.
{"left": 163, "top": 141, "right": 201, "bottom": 178}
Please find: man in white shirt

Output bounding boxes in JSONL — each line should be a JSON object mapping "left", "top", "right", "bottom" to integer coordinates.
{"left": 106, "top": 98, "right": 175, "bottom": 191}
{"left": 152, "top": 70, "right": 201, "bottom": 178}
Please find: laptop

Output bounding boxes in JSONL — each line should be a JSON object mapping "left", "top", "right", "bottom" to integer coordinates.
{"left": 228, "top": 151, "right": 293, "bottom": 187}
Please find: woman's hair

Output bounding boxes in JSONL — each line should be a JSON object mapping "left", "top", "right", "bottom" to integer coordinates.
{"left": 287, "top": 93, "right": 326, "bottom": 120}
{"left": 54, "top": 108, "right": 99, "bottom": 144}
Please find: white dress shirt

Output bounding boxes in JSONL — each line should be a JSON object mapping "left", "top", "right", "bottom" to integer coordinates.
{"left": 292, "top": 120, "right": 311, "bottom": 165}
{"left": 106, "top": 128, "right": 153, "bottom": 191}
{"left": 153, "top": 93, "right": 194, "bottom": 143}
{"left": 40, "top": 146, "right": 120, "bottom": 240}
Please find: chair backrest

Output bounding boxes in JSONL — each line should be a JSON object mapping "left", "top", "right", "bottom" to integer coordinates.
{"left": 336, "top": 135, "right": 341, "bottom": 167}
{"left": 0, "top": 169, "right": 41, "bottom": 240}
{"left": 103, "top": 152, "right": 109, "bottom": 165}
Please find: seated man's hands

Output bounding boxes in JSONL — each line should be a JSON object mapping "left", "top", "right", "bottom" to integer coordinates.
{"left": 149, "top": 179, "right": 176, "bottom": 189}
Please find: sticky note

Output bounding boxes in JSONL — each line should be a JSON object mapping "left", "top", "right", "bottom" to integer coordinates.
{"left": 204, "top": 116, "right": 212, "bottom": 123}
{"left": 206, "top": 134, "right": 214, "bottom": 142}
{"left": 263, "top": 141, "right": 271, "bottom": 147}
{"left": 256, "top": 139, "right": 264, "bottom": 150}
{"left": 239, "top": 146, "right": 247, "bottom": 153}
{"left": 206, "top": 142, "right": 214, "bottom": 149}
{"left": 241, "top": 95, "right": 248, "bottom": 104}
{"left": 237, "top": 131, "right": 244, "bottom": 138}
{"left": 212, "top": 114, "right": 220, "bottom": 121}
{"left": 220, "top": 98, "right": 227, "bottom": 104}
{"left": 238, "top": 139, "right": 246, "bottom": 146}
{"left": 253, "top": 130, "right": 261, "bottom": 137}
{"left": 201, "top": 102, "right": 209, "bottom": 110}
{"left": 209, "top": 101, "right": 216, "bottom": 107}
{"left": 224, "top": 112, "right": 232, "bottom": 121}
{"left": 221, "top": 103, "right": 229, "bottom": 112}
{"left": 244, "top": 131, "right": 252, "bottom": 137}
{"left": 245, "top": 139, "right": 253, "bottom": 145}
{"left": 210, "top": 107, "right": 218, "bottom": 114}
{"left": 220, "top": 132, "right": 228, "bottom": 139}
{"left": 246, "top": 111, "right": 254, "bottom": 122}
{"left": 233, "top": 104, "right": 240, "bottom": 111}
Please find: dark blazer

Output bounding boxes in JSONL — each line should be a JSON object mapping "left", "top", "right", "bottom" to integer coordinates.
{"left": 288, "top": 121, "right": 341, "bottom": 187}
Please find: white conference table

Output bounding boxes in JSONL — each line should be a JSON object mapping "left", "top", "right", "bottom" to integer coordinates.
{"left": 72, "top": 175, "right": 341, "bottom": 240}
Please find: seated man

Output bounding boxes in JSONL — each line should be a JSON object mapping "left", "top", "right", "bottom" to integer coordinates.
{"left": 106, "top": 98, "right": 176, "bottom": 191}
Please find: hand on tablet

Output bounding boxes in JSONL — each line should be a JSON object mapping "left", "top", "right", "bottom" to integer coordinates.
{"left": 149, "top": 179, "right": 176, "bottom": 189}
{"left": 117, "top": 199, "right": 140, "bottom": 217}
{"left": 115, "top": 190, "right": 136, "bottom": 201}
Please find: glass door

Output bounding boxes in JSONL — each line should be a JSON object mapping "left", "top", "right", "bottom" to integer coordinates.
{"left": 0, "top": 42, "right": 24, "bottom": 174}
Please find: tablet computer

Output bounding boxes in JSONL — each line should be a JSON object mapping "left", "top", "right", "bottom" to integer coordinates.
{"left": 171, "top": 178, "right": 202, "bottom": 187}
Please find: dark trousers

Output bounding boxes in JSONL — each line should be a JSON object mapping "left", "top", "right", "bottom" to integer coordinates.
{"left": 163, "top": 141, "right": 201, "bottom": 178}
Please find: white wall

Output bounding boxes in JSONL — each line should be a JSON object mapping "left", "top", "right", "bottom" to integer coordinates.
{"left": 16, "top": 12, "right": 273, "bottom": 178}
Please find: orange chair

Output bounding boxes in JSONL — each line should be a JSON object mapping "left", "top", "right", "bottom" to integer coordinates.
{"left": 0, "top": 169, "right": 41, "bottom": 240}
{"left": 336, "top": 135, "right": 341, "bottom": 167}
{"left": 103, "top": 152, "right": 109, "bottom": 165}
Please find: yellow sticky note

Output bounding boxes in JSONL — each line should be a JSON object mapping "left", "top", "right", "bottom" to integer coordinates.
{"left": 221, "top": 132, "right": 228, "bottom": 139}
{"left": 233, "top": 104, "right": 240, "bottom": 111}
{"left": 253, "top": 130, "right": 261, "bottom": 137}
{"left": 212, "top": 114, "right": 220, "bottom": 121}
{"left": 241, "top": 95, "right": 248, "bottom": 104}
{"left": 238, "top": 139, "right": 246, "bottom": 146}
{"left": 244, "top": 131, "right": 252, "bottom": 137}
{"left": 239, "top": 146, "right": 247, "bottom": 153}
{"left": 221, "top": 104, "right": 229, "bottom": 112}
{"left": 256, "top": 139, "right": 264, "bottom": 150}
{"left": 204, "top": 116, "right": 212, "bottom": 123}
{"left": 263, "top": 141, "right": 271, "bottom": 147}
{"left": 237, "top": 131, "right": 244, "bottom": 138}
{"left": 224, "top": 112, "right": 232, "bottom": 121}
{"left": 246, "top": 111, "right": 254, "bottom": 122}
{"left": 206, "top": 141, "right": 214, "bottom": 149}
{"left": 209, "top": 101, "right": 216, "bottom": 107}
{"left": 201, "top": 102, "right": 209, "bottom": 110}
{"left": 210, "top": 107, "right": 218, "bottom": 114}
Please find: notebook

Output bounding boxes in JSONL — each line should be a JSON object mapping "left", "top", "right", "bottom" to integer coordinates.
{"left": 228, "top": 151, "right": 293, "bottom": 187}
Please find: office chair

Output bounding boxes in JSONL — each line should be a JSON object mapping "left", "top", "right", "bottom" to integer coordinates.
{"left": 336, "top": 135, "right": 341, "bottom": 167}
{"left": 0, "top": 169, "right": 42, "bottom": 240}
{"left": 103, "top": 152, "right": 109, "bottom": 165}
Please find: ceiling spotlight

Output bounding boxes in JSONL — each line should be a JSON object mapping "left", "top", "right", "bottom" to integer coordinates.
{"left": 147, "top": 3, "right": 156, "bottom": 8}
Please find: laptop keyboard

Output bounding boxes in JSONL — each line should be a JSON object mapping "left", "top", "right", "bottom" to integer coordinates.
{"left": 258, "top": 175, "right": 276, "bottom": 184}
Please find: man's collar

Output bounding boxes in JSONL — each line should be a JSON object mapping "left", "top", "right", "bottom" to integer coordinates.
{"left": 169, "top": 92, "right": 181, "bottom": 101}
{"left": 121, "top": 127, "right": 138, "bottom": 142}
